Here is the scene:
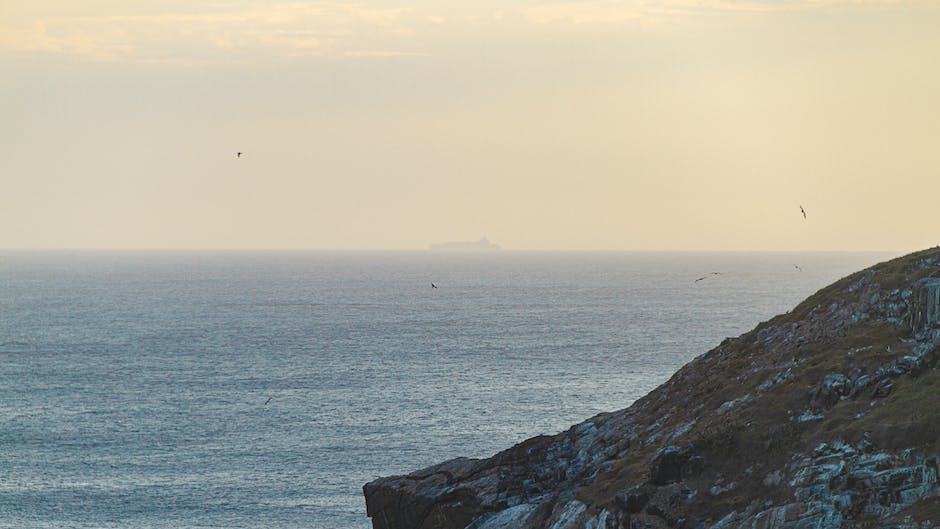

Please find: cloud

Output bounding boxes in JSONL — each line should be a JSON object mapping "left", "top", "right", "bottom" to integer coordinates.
{"left": 517, "top": 0, "right": 934, "bottom": 25}
{"left": 0, "top": 2, "right": 419, "bottom": 63}
{"left": 0, "top": 0, "right": 933, "bottom": 63}
{"left": 344, "top": 50, "right": 431, "bottom": 57}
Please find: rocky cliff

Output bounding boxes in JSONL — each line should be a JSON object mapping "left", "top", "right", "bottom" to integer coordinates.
{"left": 364, "top": 248, "right": 940, "bottom": 529}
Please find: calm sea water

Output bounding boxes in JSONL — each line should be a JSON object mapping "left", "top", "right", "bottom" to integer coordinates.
{"left": 0, "top": 250, "right": 897, "bottom": 528}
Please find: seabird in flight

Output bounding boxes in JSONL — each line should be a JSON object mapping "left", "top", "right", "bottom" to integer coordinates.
{"left": 264, "top": 396, "right": 272, "bottom": 406}
{"left": 693, "top": 272, "right": 722, "bottom": 283}
{"left": 235, "top": 152, "right": 243, "bottom": 158}
{"left": 431, "top": 283, "right": 438, "bottom": 289}
{"left": 800, "top": 205, "right": 806, "bottom": 220}
{"left": 793, "top": 264, "right": 803, "bottom": 272}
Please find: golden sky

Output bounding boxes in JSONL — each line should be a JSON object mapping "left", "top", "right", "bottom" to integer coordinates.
{"left": 2, "top": 1, "right": 939, "bottom": 250}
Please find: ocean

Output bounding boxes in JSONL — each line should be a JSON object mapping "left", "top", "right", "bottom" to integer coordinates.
{"left": 0, "top": 250, "right": 897, "bottom": 528}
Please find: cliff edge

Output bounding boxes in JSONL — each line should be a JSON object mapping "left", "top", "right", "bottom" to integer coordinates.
{"left": 364, "top": 248, "right": 940, "bottom": 529}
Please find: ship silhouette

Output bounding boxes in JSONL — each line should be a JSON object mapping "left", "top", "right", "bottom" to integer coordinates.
{"left": 428, "top": 237, "right": 501, "bottom": 251}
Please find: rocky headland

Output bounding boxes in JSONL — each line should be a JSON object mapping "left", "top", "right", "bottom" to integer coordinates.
{"left": 364, "top": 248, "right": 940, "bottom": 529}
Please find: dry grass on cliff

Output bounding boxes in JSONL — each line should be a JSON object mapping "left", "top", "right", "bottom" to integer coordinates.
{"left": 892, "top": 496, "right": 940, "bottom": 524}
{"left": 855, "top": 370, "right": 940, "bottom": 452}
{"left": 570, "top": 248, "right": 940, "bottom": 517}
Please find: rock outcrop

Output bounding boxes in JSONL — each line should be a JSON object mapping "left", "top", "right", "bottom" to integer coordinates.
{"left": 364, "top": 248, "right": 940, "bottom": 529}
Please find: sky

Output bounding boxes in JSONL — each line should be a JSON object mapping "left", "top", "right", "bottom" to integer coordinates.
{"left": 2, "top": 0, "right": 939, "bottom": 251}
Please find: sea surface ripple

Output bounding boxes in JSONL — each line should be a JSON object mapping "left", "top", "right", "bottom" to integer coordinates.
{"left": 0, "top": 250, "right": 896, "bottom": 528}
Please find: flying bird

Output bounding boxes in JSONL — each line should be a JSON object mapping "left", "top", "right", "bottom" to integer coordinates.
{"left": 693, "top": 272, "right": 722, "bottom": 283}
{"left": 235, "top": 152, "right": 243, "bottom": 158}
{"left": 800, "top": 205, "right": 806, "bottom": 220}
{"left": 431, "top": 283, "right": 438, "bottom": 289}
{"left": 793, "top": 264, "right": 803, "bottom": 272}
{"left": 264, "top": 396, "right": 272, "bottom": 406}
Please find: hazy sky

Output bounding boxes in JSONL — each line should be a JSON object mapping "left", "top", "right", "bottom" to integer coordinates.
{"left": 3, "top": 1, "right": 939, "bottom": 250}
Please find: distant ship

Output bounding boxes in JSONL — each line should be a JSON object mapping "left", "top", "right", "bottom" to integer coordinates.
{"left": 429, "top": 237, "right": 501, "bottom": 251}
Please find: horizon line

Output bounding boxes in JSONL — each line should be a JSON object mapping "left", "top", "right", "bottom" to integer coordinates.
{"left": 0, "top": 247, "right": 917, "bottom": 253}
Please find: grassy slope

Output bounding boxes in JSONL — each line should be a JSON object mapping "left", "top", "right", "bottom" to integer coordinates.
{"left": 572, "top": 247, "right": 940, "bottom": 523}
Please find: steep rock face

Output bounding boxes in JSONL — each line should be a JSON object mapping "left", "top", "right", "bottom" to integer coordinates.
{"left": 364, "top": 248, "right": 940, "bottom": 529}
